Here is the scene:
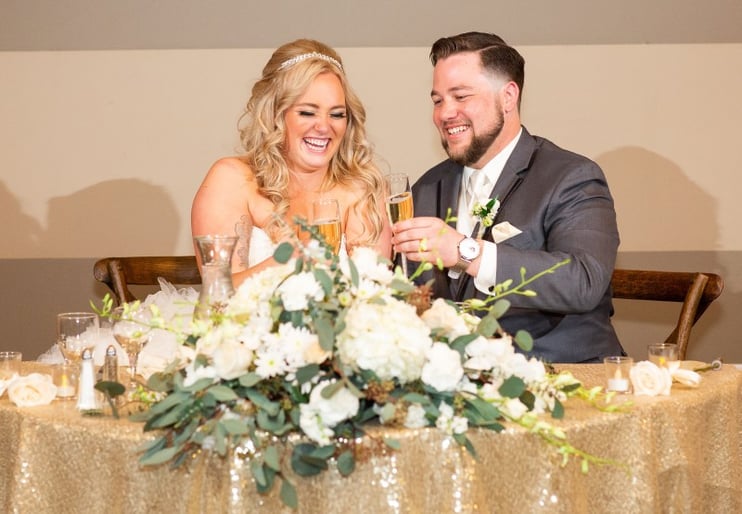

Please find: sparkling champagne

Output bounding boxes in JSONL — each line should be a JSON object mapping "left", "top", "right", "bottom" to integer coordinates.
{"left": 387, "top": 191, "right": 414, "bottom": 223}
{"left": 313, "top": 218, "right": 342, "bottom": 254}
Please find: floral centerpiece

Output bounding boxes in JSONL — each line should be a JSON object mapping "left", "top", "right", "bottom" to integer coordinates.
{"left": 110, "top": 228, "right": 620, "bottom": 509}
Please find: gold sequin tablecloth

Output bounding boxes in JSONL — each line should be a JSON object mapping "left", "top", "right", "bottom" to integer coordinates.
{"left": 1, "top": 363, "right": 741, "bottom": 513}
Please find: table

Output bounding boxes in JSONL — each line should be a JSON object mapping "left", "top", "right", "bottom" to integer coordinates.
{"left": 1, "top": 363, "right": 741, "bottom": 513}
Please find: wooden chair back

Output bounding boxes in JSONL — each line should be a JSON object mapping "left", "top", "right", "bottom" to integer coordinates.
{"left": 93, "top": 256, "right": 201, "bottom": 305}
{"left": 611, "top": 269, "right": 724, "bottom": 360}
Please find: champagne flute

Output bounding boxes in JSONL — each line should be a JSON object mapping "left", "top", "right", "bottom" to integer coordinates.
{"left": 57, "top": 312, "right": 100, "bottom": 364}
{"left": 111, "top": 305, "right": 152, "bottom": 389}
{"left": 311, "top": 198, "right": 342, "bottom": 254}
{"left": 385, "top": 173, "right": 414, "bottom": 274}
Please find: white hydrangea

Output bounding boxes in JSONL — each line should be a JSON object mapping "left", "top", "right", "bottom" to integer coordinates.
{"left": 404, "top": 403, "right": 429, "bottom": 429}
{"left": 336, "top": 298, "right": 432, "bottom": 384}
{"left": 421, "top": 342, "right": 464, "bottom": 392}
{"left": 277, "top": 272, "right": 325, "bottom": 311}
{"left": 435, "top": 402, "right": 468, "bottom": 435}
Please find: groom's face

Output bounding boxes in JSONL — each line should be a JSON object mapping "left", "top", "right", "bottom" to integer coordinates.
{"left": 431, "top": 52, "right": 505, "bottom": 169}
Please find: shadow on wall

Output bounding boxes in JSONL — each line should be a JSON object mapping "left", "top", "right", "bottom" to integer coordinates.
{"left": 0, "top": 179, "right": 183, "bottom": 359}
{"left": 596, "top": 146, "right": 718, "bottom": 252}
{"left": 45, "top": 179, "right": 181, "bottom": 257}
{"left": 595, "top": 147, "right": 734, "bottom": 361}
{"left": 0, "top": 181, "right": 45, "bottom": 254}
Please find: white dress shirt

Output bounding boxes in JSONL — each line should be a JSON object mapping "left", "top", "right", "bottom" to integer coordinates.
{"left": 451, "top": 128, "right": 523, "bottom": 294}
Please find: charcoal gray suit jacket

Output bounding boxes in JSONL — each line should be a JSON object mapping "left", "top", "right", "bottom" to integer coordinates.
{"left": 412, "top": 127, "right": 623, "bottom": 363}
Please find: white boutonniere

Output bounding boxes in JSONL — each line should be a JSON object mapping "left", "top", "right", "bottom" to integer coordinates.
{"left": 471, "top": 196, "right": 500, "bottom": 239}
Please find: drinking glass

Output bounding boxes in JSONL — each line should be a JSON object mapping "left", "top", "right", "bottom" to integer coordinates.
{"left": 57, "top": 312, "right": 100, "bottom": 364}
{"left": 385, "top": 173, "right": 414, "bottom": 275}
{"left": 311, "top": 198, "right": 342, "bottom": 254}
{"left": 111, "top": 305, "right": 152, "bottom": 389}
{"left": 0, "top": 351, "right": 22, "bottom": 380}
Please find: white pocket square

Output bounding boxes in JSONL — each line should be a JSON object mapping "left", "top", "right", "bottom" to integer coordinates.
{"left": 491, "top": 222, "right": 522, "bottom": 243}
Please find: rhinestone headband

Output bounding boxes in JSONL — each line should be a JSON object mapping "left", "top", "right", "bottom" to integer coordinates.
{"left": 278, "top": 52, "right": 343, "bottom": 72}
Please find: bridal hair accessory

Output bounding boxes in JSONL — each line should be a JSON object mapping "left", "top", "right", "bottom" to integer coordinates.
{"left": 278, "top": 52, "right": 343, "bottom": 72}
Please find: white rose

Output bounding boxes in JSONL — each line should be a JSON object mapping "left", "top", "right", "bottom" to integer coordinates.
{"left": 212, "top": 340, "right": 253, "bottom": 380}
{"left": 299, "top": 405, "right": 334, "bottom": 445}
{"left": 421, "top": 299, "right": 470, "bottom": 340}
{"left": 307, "top": 380, "right": 359, "bottom": 427}
{"left": 8, "top": 373, "right": 57, "bottom": 407}
{"left": 0, "top": 374, "right": 19, "bottom": 397}
{"left": 421, "top": 342, "right": 464, "bottom": 392}
{"left": 630, "top": 361, "right": 672, "bottom": 396}
{"left": 669, "top": 362, "right": 701, "bottom": 387}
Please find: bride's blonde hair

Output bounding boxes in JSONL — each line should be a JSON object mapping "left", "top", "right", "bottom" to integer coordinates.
{"left": 238, "top": 39, "right": 385, "bottom": 244}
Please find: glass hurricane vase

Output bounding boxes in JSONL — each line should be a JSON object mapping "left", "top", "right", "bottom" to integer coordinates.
{"left": 193, "top": 235, "right": 238, "bottom": 321}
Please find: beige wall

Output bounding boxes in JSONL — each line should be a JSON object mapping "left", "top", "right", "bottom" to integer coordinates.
{"left": 2, "top": 43, "right": 741, "bottom": 361}
{"left": 3, "top": 44, "right": 741, "bottom": 256}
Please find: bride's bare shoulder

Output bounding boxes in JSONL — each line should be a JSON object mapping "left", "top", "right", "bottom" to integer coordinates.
{"left": 205, "top": 157, "right": 257, "bottom": 183}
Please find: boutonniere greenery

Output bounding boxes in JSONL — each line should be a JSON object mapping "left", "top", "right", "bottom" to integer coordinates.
{"left": 471, "top": 196, "right": 500, "bottom": 238}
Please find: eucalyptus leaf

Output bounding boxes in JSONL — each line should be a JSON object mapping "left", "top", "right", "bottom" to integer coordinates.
{"left": 274, "top": 242, "right": 294, "bottom": 263}
{"left": 476, "top": 313, "right": 501, "bottom": 337}
{"left": 244, "top": 389, "right": 280, "bottom": 416}
{"left": 140, "top": 445, "right": 181, "bottom": 466}
{"left": 499, "top": 375, "right": 526, "bottom": 398}
{"left": 314, "top": 316, "right": 335, "bottom": 351}
{"left": 514, "top": 330, "right": 534, "bottom": 352}
{"left": 94, "top": 380, "right": 126, "bottom": 397}
{"left": 309, "top": 444, "right": 336, "bottom": 460}
{"left": 313, "top": 268, "right": 333, "bottom": 295}
{"left": 264, "top": 445, "right": 281, "bottom": 471}
{"left": 296, "top": 364, "right": 320, "bottom": 385}
{"left": 336, "top": 450, "right": 355, "bottom": 476}
{"left": 238, "top": 372, "right": 262, "bottom": 388}
{"left": 552, "top": 398, "right": 565, "bottom": 419}
{"left": 401, "top": 392, "right": 432, "bottom": 405}
{"left": 488, "top": 299, "right": 511, "bottom": 318}
{"left": 251, "top": 460, "right": 268, "bottom": 487}
{"left": 320, "top": 380, "right": 344, "bottom": 399}
{"left": 221, "top": 418, "right": 249, "bottom": 435}
{"left": 207, "top": 385, "right": 239, "bottom": 402}
{"left": 384, "top": 438, "right": 401, "bottom": 450}
{"left": 291, "top": 444, "right": 325, "bottom": 476}
{"left": 280, "top": 478, "right": 298, "bottom": 509}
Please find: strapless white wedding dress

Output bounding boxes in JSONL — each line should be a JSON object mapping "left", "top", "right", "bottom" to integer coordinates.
{"left": 38, "top": 228, "right": 277, "bottom": 374}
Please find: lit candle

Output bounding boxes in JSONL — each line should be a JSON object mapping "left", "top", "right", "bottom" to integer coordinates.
{"left": 56, "top": 372, "right": 76, "bottom": 398}
{"left": 608, "top": 368, "right": 629, "bottom": 392}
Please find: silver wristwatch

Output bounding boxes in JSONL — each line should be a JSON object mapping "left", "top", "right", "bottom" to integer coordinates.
{"left": 449, "top": 237, "right": 481, "bottom": 279}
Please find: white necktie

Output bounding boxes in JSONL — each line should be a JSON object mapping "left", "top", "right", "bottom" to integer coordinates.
{"left": 467, "top": 170, "right": 490, "bottom": 211}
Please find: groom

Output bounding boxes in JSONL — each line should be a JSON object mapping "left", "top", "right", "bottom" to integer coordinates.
{"left": 391, "top": 32, "right": 623, "bottom": 363}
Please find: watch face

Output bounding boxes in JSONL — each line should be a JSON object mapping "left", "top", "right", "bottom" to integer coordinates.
{"left": 459, "top": 238, "right": 480, "bottom": 260}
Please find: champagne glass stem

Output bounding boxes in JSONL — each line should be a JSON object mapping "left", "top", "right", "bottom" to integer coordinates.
{"left": 128, "top": 351, "right": 139, "bottom": 386}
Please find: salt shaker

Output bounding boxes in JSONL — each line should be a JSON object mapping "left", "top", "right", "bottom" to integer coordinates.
{"left": 76, "top": 348, "right": 100, "bottom": 411}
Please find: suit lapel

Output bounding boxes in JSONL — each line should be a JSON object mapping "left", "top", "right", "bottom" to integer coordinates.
{"left": 454, "top": 128, "right": 538, "bottom": 301}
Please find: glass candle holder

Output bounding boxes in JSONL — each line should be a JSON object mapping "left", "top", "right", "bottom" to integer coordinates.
{"left": 603, "top": 356, "right": 633, "bottom": 394}
{"left": 648, "top": 343, "right": 679, "bottom": 368}
{"left": 53, "top": 362, "right": 78, "bottom": 399}
{"left": 0, "top": 351, "right": 22, "bottom": 380}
